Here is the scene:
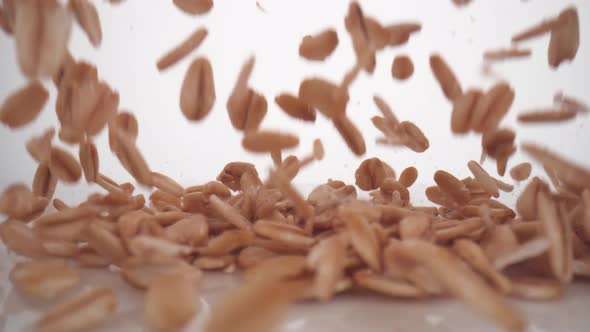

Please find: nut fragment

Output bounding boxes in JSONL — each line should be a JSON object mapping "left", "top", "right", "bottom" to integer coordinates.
{"left": 112, "top": 129, "right": 152, "bottom": 185}
{"left": 548, "top": 7, "right": 579, "bottom": 68}
{"left": 391, "top": 55, "right": 414, "bottom": 80}
{"left": 36, "top": 288, "right": 117, "bottom": 332}
{"left": 14, "top": 0, "right": 73, "bottom": 78}
{"left": 434, "top": 170, "right": 471, "bottom": 205}
{"left": 69, "top": 0, "right": 101, "bottom": 47}
{"left": 0, "top": 219, "right": 46, "bottom": 257}
{"left": 173, "top": 0, "right": 213, "bottom": 15}
{"left": 33, "top": 163, "right": 58, "bottom": 199}
{"left": 299, "top": 28, "right": 339, "bottom": 61}
{"left": 10, "top": 259, "right": 80, "bottom": 299}
{"left": 510, "top": 162, "right": 532, "bottom": 182}
{"left": 180, "top": 57, "right": 216, "bottom": 121}
{"left": 0, "top": 80, "right": 48, "bottom": 128}
{"left": 275, "top": 93, "right": 316, "bottom": 122}
{"left": 0, "top": 183, "right": 36, "bottom": 218}
{"left": 49, "top": 146, "right": 82, "bottom": 183}
{"left": 242, "top": 130, "right": 299, "bottom": 153}
{"left": 429, "top": 54, "right": 462, "bottom": 101}
{"left": 333, "top": 115, "right": 366, "bottom": 156}
{"left": 145, "top": 271, "right": 200, "bottom": 331}
{"left": 355, "top": 158, "right": 395, "bottom": 191}
{"left": 79, "top": 138, "right": 99, "bottom": 182}
{"left": 157, "top": 27, "right": 207, "bottom": 71}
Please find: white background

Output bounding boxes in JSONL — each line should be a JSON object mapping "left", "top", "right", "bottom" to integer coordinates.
{"left": 1, "top": 1, "right": 590, "bottom": 331}
{"left": 1, "top": 0, "right": 589, "bottom": 202}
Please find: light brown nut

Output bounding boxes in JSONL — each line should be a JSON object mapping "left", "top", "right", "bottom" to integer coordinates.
{"left": 0, "top": 183, "right": 36, "bottom": 218}
{"left": 399, "top": 215, "right": 432, "bottom": 241}
{"left": 425, "top": 185, "right": 456, "bottom": 207}
{"left": 33, "top": 164, "right": 57, "bottom": 199}
{"left": 84, "top": 221, "right": 128, "bottom": 263}
{"left": 467, "top": 160, "right": 500, "bottom": 198}
{"left": 355, "top": 157, "right": 395, "bottom": 191}
{"left": 254, "top": 219, "right": 314, "bottom": 250}
{"left": 14, "top": 0, "right": 72, "bottom": 78}
{"left": 523, "top": 143, "right": 590, "bottom": 193}
{"left": 41, "top": 240, "right": 79, "bottom": 257}
{"left": 36, "top": 204, "right": 98, "bottom": 227}
{"left": 208, "top": 195, "right": 252, "bottom": 230}
{"left": 299, "top": 78, "right": 348, "bottom": 119}
{"left": 242, "top": 130, "right": 299, "bottom": 153}
{"left": 470, "top": 83, "right": 513, "bottom": 133}
{"left": 275, "top": 93, "right": 316, "bottom": 122}
{"left": 396, "top": 121, "right": 430, "bottom": 153}
{"left": 434, "top": 218, "right": 485, "bottom": 242}
{"left": 494, "top": 237, "right": 550, "bottom": 271}
{"left": 269, "top": 170, "right": 314, "bottom": 229}
{"left": 429, "top": 53, "right": 462, "bottom": 102}
{"left": 345, "top": 213, "right": 380, "bottom": 270}
{"left": 204, "top": 278, "right": 297, "bottom": 332}
{"left": 36, "top": 288, "right": 117, "bottom": 332}
{"left": 0, "top": 219, "right": 47, "bottom": 257}
{"left": 69, "top": 0, "right": 101, "bottom": 47}
{"left": 511, "top": 14, "right": 562, "bottom": 42}
{"left": 26, "top": 127, "right": 55, "bottom": 163}
{"left": 216, "top": 162, "right": 259, "bottom": 191}
{"left": 145, "top": 271, "right": 200, "bottom": 331}
{"left": 517, "top": 177, "right": 547, "bottom": 221}
{"left": 108, "top": 111, "right": 138, "bottom": 152}
{"left": 554, "top": 91, "right": 589, "bottom": 113}
{"left": 198, "top": 229, "right": 255, "bottom": 256}
{"left": 383, "top": 22, "right": 421, "bottom": 46}
{"left": 79, "top": 139, "right": 99, "bottom": 183}
{"left": 452, "top": 239, "right": 512, "bottom": 294}
{"left": 299, "top": 28, "right": 338, "bottom": 61}
{"left": 237, "top": 246, "right": 278, "bottom": 269}
{"left": 354, "top": 270, "right": 427, "bottom": 298}
{"left": 180, "top": 57, "right": 216, "bottom": 121}
{"left": 434, "top": 170, "right": 471, "bottom": 205}
{"left": 548, "top": 7, "right": 579, "bottom": 68}
{"left": 344, "top": 2, "right": 375, "bottom": 73}
{"left": 75, "top": 247, "right": 111, "bottom": 268}
{"left": 10, "top": 259, "right": 80, "bottom": 299}
{"left": 482, "top": 89, "right": 516, "bottom": 134}
{"left": 226, "top": 57, "right": 267, "bottom": 131}
{"left": 306, "top": 235, "right": 347, "bottom": 301}
{"left": 400, "top": 240, "right": 526, "bottom": 332}
{"left": 128, "top": 235, "right": 193, "bottom": 258}
{"left": 399, "top": 166, "right": 418, "bottom": 187}
{"left": 391, "top": 55, "right": 414, "bottom": 80}
{"left": 510, "top": 162, "right": 532, "bottom": 181}
{"left": 537, "top": 191, "right": 566, "bottom": 281}
{"left": 165, "top": 214, "right": 208, "bottom": 247}
{"left": 518, "top": 109, "right": 577, "bottom": 123}
{"left": 150, "top": 189, "right": 182, "bottom": 211}
{"left": 333, "top": 115, "right": 366, "bottom": 156}
{"left": 48, "top": 146, "right": 82, "bottom": 183}
{"left": 373, "top": 95, "right": 399, "bottom": 129}
{"left": 244, "top": 255, "right": 306, "bottom": 282}
{"left": 150, "top": 172, "right": 184, "bottom": 197}
{"left": 0, "top": 80, "right": 48, "bottom": 128}
{"left": 483, "top": 47, "right": 532, "bottom": 61}
{"left": 173, "top": 0, "right": 213, "bottom": 15}
{"left": 451, "top": 89, "right": 481, "bottom": 134}
{"left": 193, "top": 255, "right": 235, "bottom": 270}
{"left": 509, "top": 276, "right": 563, "bottom": 301}
{"left": 120, "top": 256, "right": 198, "bottom": 289}
{"left": 112, "top": 130, "right": 152, "bottom": 186}
{"left": 86, "top": 84, "right": 119, "bottom": 136}
{"left": 157, "top": 27, "right": 207, "bottom": 70}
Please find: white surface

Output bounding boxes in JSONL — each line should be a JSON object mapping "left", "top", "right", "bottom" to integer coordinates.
{"left": 1, "top": 0, "right": 590, "bottom": 331}
{"left": 0, "top": 246, "right": 589, "bottom": 332}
